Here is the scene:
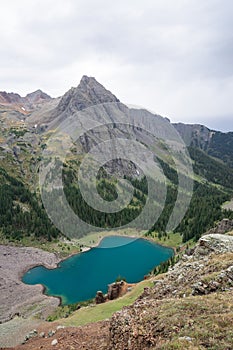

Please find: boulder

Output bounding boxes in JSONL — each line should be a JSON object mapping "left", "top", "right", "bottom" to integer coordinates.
{"left": 107, "top": 281, "right": 125, "bottom": 300}
{"left": 95, "top": 291, "right": 106, "bottom": 304}
{"left": 194, "top": 234, "right": 233, "bottom": 257}
{"left": 51, "top": 339, "right": 58, "bottom": 346}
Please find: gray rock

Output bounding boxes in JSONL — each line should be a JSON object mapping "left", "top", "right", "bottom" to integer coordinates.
{"left": 56, "top": 325, "right": 65, "bottom": 330}
{"left": 48, "top": 330, "right": 56, "bottom": 337}
{"left": 95, "top": 290, "right": 106, "bottom": 304}
{"left": 54, "top": 75, "right": 120, "bottom": 116}
{"left": 194, "top": 234, "right": 233, "bottom": 257}
{"left": 179, "top": 336, "right": 193, "bottom": 342}
{"left": 204, "top": 218, "right": 233, "bottom": 235}
{"left": 51, "top": 339, "right": 58, "bottom": 346}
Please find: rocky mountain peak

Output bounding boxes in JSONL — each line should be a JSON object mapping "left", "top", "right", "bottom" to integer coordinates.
{"left": 0, "top": 91, "right": 22, "bottom": 104}
{"left": 55, "top": 75, "right": 120, "bottom": 115}
{"left": 0, "top": 89, "right": 51, "bottom": 108}
{"left": 79, "top": 74, "right": 96, "bottom": 85}
{"left": 25, "top": 89, "right": 51, "bottom": 104}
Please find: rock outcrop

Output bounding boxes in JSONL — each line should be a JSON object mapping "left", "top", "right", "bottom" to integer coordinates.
{"left": 194, "top": 233, "right": 233, "bottom": 256}
{"left": 108, "top": 234, "right": 233, "bottom": 349}
{"left": 107, "top": 281, "right": 125, "bottom": 300}
{"left": 95, "top": 281, "right": 131, "bottom": 304}
{"left": 204, "top": 218, "right": 233, "bottom": 235}
{"left": 95, "top": 291, "right": 106, "bottom": 304}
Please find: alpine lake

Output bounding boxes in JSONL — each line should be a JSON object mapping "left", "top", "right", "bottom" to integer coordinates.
{"left": 22, "top": 235, "right": 173, "bottom": 304}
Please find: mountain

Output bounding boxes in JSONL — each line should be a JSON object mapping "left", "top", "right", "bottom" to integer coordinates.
{"left": 54, "top": 75, "right": 120, "bottom": 115}
{"left": 0, "top": 76, "right": 232, "bottom": 245}
{"left": 0, "top": 89, "right": 51, "bottom": 106}
{"left": 25, "top": 90, "right": 51, "bottom": 104}
{"left": 174, "top": 122, "right": 233, "bottom": 168}
{"left": 0, "top": 91, "right": 22, "bottom": 104}
{"left": 1, "top": 76, "right": 233, "bottom": 349}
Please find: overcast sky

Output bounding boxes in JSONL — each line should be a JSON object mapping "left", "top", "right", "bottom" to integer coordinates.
{"left": 0, "top": 0, "right": 233, "bottom": 131}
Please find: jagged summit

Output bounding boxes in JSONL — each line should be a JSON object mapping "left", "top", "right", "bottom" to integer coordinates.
{"left": 55, "top": 75, "right": 120, "bottom": 115}
{"left": 0, "top": 89, "right": 51, "bottom": 106}
{"left": 0, "top": 91, "right": 21, "bottom": 104}
{"left": 79, "top": 75, "right": 96, "bottom": 85}
{"left": 25, "top": 90, "right": 51, "bottom": 104}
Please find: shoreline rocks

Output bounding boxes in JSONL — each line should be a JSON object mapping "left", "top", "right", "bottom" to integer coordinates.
{"left": 0, "top": 245, "right": 60, "bottom": 325}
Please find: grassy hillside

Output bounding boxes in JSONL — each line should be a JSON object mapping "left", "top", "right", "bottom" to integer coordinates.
{"left": 48, "top": 279, "right": 154, "bottom": 326}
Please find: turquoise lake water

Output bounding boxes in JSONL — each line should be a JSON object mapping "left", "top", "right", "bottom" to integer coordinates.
{"left": 22, "top": 236, "right": 173, "bottom": 304}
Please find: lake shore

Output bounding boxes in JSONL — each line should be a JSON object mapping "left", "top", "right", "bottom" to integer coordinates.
{"left": 0, "top": 245, "right": 61, "bottom": 325}
{"left": 24, "top": 235, "right": 173, "bottom": 307}
{"left": 0, "top": 235, "right": 173, "bottom": 347}
{"left": 0, "top": 234, "right": 174, "bottom": 323}
{"left": 76, "top": 228, "right": 146, "bottom": 248}
{"left": 79, "top": 230, "right": 176, "bottom": 254}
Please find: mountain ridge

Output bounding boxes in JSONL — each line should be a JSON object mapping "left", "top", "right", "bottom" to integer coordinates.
{"left": 0, "top": 89, "right": 51, "bottom": 105}
{"left": 0, "top": 75, "right": 232, "bottom": 244}
{"left": 1, "top": 77, "right": 232, "bottom": 134}
{"left": 0, "top": 76, "right": 233, "bottom": 349}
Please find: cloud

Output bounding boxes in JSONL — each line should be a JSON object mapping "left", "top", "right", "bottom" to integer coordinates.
{"left": 0, "top": 0, "right": 232, "bottom": 131}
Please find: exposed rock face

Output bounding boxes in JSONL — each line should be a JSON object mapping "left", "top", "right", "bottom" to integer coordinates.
{"left": 54, "top": 75, "right": 120, "bottom": 115}
{"left": 3, "top": 234, "right": 233, "bottom": 349}
{"left": 95, "top": 291, "right": 106, "bottom": 304}
{"left": 0, "top": 90, "right": 51, "bottom": 107}
{"left": 204, "top": 218, "right": 233, "bottom": 235}
{"left": 95, "top": 281, "right": 129, "bottom": 304}
{"left": 0, "top": 92, "right": 22, "bottom": 104}
{"left": 107, "top": 281, "right": 125, "bottom": 300}
{"left": 173, "top": 123, "right": 213, "bottom": 148}
{"left": 25, "top": 90, "right": 51, "bottom": 105}
{"left": 174, "top": 122, "right": 233, "bottom": 168}
{"left": 194, "top": 233, "right": 233, "bottom": 256}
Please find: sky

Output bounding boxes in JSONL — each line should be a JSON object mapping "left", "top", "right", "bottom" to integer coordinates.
{"left": 0, "top": 0, "right": 233, "bottom": 131}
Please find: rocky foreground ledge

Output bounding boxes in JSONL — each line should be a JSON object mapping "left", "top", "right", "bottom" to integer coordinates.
{"left": 0, "top": 245, "right": 60, "bottom": 325}
{"left": 109, "top": 233, "right": 233, "bottom": 349}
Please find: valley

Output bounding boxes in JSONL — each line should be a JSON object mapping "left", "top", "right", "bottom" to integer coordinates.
{"left": 0, "top": 76, "right": 233, "bottom": 349}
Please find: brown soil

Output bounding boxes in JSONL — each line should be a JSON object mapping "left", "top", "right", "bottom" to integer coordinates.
{"left": 2, "top": 321, "right": 110, "bottom": 350}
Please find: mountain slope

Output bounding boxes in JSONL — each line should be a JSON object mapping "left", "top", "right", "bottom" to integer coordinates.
{"left": 0, "top": 76, "right": 232, "bottom": 245}
{"left": 174, "top": 122, "right": 233, "bottom": 168}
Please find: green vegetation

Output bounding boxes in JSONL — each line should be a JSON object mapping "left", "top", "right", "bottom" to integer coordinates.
{"left": 146, "top": 231, "right": 183, "bottom": 247}
{"left": 153, "top": 255, "right": 179, "bottom": 275}
{"left": 46, "top": 299, "right": 93, "bottom": 322}
{"left": 76, "top": 228, "right": 145, "bottom": 247}
{"left": 63, "top": 173, "right": 144, "bottom": 229}
{"left": 146, "top": 148, "right": 233, "bottom": 243}
{"left": 177, "top": 182, "right": 231, "bottom": 242}
{"left": 60, "top": 279, "right": 154, "bottom": 327}
{"left": 207, "top": 131, "right": 233, "bottom": 168}
{"left": 153, "top": 292, "right": 233, "bottom": 350}
{"left": 0, "top": 167, "right": 59, "bottom": 243}
{"left": 189, "top": 146, "right": 233, "bottom": 189}
{"left": 9, "top": 128, "right": 27, "bottom": 137}
{"left": 1, "top": 134, "right": 233, "bottom": 247}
